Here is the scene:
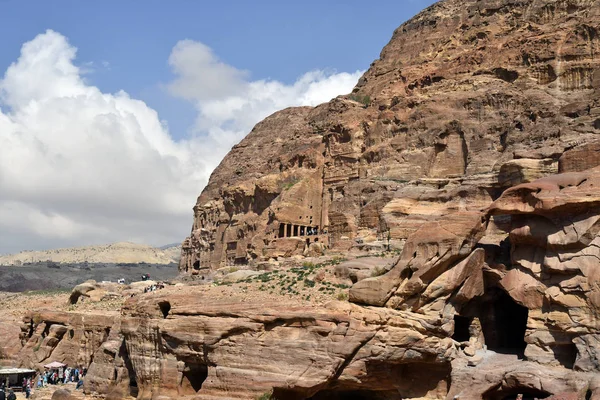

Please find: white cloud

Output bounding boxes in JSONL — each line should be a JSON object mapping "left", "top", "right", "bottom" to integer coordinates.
{"left": 0, "top": 30, "right": 362, "bottom": 254}
{"left": 167, "top": 39, "right": 363, "bottom": 178}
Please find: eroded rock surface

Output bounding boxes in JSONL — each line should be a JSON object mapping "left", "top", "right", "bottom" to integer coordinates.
{"left": 6, "top": 0, "right": 600, "bottom": 399}
{"left": 181, "top": 0, "right": 600, "bottom": 274}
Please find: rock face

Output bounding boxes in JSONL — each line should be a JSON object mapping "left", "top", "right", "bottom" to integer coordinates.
{"left": 350, "top": 167, "right": 600, "bottom": 395}
{"left": 49, "top": 168, "right": 596, "bottom": 400}
{"left": 9, "top": 1, "right": 600, "bottom": 400}
{"left": 11, "top": 169, "right": 600, "bottom": 399}
{"left": 17, "top": 311, "right": 118, "bottom": 370}
{"left": 180, "top": 0, "right": 600, "bottom": 274}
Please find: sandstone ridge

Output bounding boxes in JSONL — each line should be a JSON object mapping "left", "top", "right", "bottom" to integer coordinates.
{"left": 4, "top": 0, "right": 600, "bottom": 399}
{"left": 0, "top": 242, "right": 180, "bottom": 266}
{"left": 180, "top": 0, "right": 600, "bottom": 275}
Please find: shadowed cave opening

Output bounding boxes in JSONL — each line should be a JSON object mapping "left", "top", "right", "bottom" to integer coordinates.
{"left": 452, "top": 315, "right": 472, "bottom": 343}
{"left": 158, "top": 301, "right": 171, "bottom": 319}
{"left": 481, "top": 289, "right": 528, "bottom": 355}
{"left": 452, "top": 286, "right": 529, "bottom": 358}
{"left": 273, "top": 362, "right": 450, "bottom": 400}
{"left": 119, "top": 340, "right": 138, "bottom": 397}
{"left": 456, "top": 288, "right": 528, "bottom": 356}
{"left": 273, "top": 388, "right": 403, "bottom": 400}
{"left": 483, "top": 385, "right": 551, "bottom": 400}
{"left": 180, "top": 362, "right": 208, "bottom": 394}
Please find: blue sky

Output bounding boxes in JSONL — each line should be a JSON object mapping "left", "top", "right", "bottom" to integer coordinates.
{"left": 0, "top": 0, "right": 436, "bottom": 139}
{"left": 0, "top": 0, "right": 437, "bottom": 253}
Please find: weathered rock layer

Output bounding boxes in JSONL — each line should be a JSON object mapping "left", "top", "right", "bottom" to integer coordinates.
{"left": 8, "top": 1, "right": 600, "bottom": 399}
{"left": 180, "top": 0, "right": 600, "bottom": 274}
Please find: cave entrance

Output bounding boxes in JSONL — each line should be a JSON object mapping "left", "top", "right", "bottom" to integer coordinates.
{"left": 274, "top": 362, "right": 450, "bottom": 400}
{"left": 272, "top": 388, "right": 397, "bottom": 400}
{"left": 193, "top": 260, "right": 200, "bottom": 270}
{"left": 278, "top": 223, "right": 286, "bottom": 238}
{"left": 308, "top": 390, "right": 397, "bottom": 400}
{"left": 479, "top": 288, "right": 528, "bottom": 355}
{"left": 180, "top": 362, "right": 208, "bottom": 394}
{"left": 483, "top": 385, "right": 551, "bottom": 400}
{"left": 452, "top": 315, "right": 472, "bottom": 343}
{"left": 158, "top": 301, "right": 171, "bottom": 319}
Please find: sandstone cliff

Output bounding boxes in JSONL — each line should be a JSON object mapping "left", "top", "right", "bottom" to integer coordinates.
{"left": 181, "top": 0, "right": 600, "bottom": 274}
{"left": 6, "top": 1, "right": 600, "bottom": 400}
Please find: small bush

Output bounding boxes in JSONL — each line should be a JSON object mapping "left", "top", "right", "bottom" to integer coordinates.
{"left": 303, "top": 279, "right": 316, "bottom": 288}
{"left": 227, "top": 267, "right": 239, "bottom": 274}
{"left": 371, "top": 267, "right": 388, "bottom": 277}
{"left": 349, "top": 94, "right": 371, "bottom": 107}
{"left": 336, "top": 292, "right": 349, "bottom": 301}
{"left": 257, "top": 391, "right": 273, "bottom": 400}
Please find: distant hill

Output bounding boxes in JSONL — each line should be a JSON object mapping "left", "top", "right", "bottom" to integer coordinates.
{"left": 0, "top": 242, "right": 181, "bottom": 266}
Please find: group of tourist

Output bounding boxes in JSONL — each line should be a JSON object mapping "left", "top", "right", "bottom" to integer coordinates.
{"left": 0, "top": 365, "right": 87, "bottom": 399}
{"left": 38, "top": 366, "right": 86, "bottom": 387}
{"left": 143, "top": 282, "right": 165, "bottom": 293}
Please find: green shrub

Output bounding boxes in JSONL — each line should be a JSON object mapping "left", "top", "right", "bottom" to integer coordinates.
{"left": 257, "top": 391, "right": 274, "bottom": 400}
{"left": 349, "top": 94, "right": 371, "bottom": 107}
{"left": 371, "top": 266, "right": 388, "bottom": 277}
{"left": 336, "top": 292, "right": 349, "bottom": 301}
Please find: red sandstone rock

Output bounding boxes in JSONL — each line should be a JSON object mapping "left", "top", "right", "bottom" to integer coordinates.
{"left": 181, "top": 0, "right": 600, "bottom": 275}
{"left": 8, "top": 1, "right": 600, "bottom": 399}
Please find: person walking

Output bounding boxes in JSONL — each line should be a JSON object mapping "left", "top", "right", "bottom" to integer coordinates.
{"left": 6, "top": 389, "right": 15, "bottom": 400}
{"left": 25, "top": 384, "right": 31, "bottom": 399}
{"left": 0, "top": 387, "right": 5, "bottom": 400}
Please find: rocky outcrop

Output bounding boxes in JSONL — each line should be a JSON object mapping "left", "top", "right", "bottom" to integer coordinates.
{"left": 9, "top": 0, "right": 600, "bottom": 399}
{"left": 348, "top": 166, "right": 600, "bottom": 398}
{"left": 0, "top": 320, "right": 23, "bottom": 365}
{"left": 17, "top": 310, "right": 118, "bottom": 371}
{"left": 181, "top": 0, "right": 600, "bottom": 274}
{"left": 13, "top": 167, "right": 600, "bottom": 399}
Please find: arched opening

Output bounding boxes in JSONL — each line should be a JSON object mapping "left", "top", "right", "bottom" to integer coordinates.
{"left": 273, "top": 362, "right": 450, "bottom": 400}
{"left": 193, "top": 261, "right": 200, "bottom": 270}
{"left": 308, "top": 390, "right": 400, "bottom": 399}
{"left": 158, "top": 301, "right": 171, "bottom": 319}
{"left": 483, "top": 385, "right": 551, "bottom": 400}
{"left": 180, "top": 362, "right": 208, "bottom": 394}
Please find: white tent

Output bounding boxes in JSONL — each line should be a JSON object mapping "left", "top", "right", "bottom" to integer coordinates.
{"left": 43, "top": 361, "right": 66, "bottom": 369}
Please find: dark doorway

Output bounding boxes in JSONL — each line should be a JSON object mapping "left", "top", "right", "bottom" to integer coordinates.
{"left": 180, "top": 362, "right": 208, "bottom": 394}
{"left": 452, "top": 315, "right": 472, "bottom": 343}
{"left": 119, "top": 340, "right": 138, "bottom": 397}
{"left": 279, "top": 223, "right": 286, "bottom": 238}
{"left": 158, "top": 301, "right": 171, "bottom": 319}
{"left": 193, "top": 261, "right": 200, "bottom": 270}
{"left": 480, "top": 288, "right": 528, "bottom": 355}
{"left": 309, "top": 390, "right": 396, "bottom": 399}
{"left": 483, "top": 385, "right": 551, "bottom": 400}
